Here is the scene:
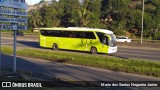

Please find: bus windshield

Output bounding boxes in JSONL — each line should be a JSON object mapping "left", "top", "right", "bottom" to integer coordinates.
{"left": 96, "top": 32, "right": 117, "bottom": 47}
{"left": 108, "top": 34, "right": 117, "bottom": 47}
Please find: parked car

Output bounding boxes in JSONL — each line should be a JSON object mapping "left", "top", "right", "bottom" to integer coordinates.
{"left": 116, "top": 36, "right": 131, "bottom": 43}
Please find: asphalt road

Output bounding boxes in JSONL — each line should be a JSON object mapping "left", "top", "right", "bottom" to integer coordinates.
{"left": 1, "top": 35, "right": 160, "bottom": 89}
{"left": 1, "top": 54, "right": 160, "bottom": 81}
{"left": 112, "top": 48, "right": 160, "bottom": 61}
{"left": 1, "top": 37, "right": 160, "bottom": 61}
{"left": 1, "top": 54, "right": 160, "bottom": 90}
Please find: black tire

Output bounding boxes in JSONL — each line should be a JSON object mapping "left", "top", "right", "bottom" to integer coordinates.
{"left": 52, "top": 43, "right": 58, "bottom": 50}
{"left": 90, "top": 47, "right": 97, "bottom": 54}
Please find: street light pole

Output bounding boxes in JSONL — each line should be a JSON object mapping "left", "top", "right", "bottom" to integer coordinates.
{"left": 141, "top": 0, "right": 144, "bottom": 44}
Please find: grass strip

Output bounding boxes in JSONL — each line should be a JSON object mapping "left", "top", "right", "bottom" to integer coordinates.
{"left": 1, "top": 46, "right": 160, "bottom": 78}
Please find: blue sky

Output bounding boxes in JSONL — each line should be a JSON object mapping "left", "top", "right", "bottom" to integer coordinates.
{"left": 26, "top": 0, "right": 41, "bottom": 5}
{"left": 26, "top": 0, "right": 81, "bottom": 5}
{"left": 26, "top": 0, "right": 53, "bottom": 5}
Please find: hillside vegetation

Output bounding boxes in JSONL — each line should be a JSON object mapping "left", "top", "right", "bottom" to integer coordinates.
{"left": 28, "top": 0, "right": 160, "bottom": 39}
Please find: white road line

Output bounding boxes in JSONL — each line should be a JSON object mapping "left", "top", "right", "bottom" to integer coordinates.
{"left": 3, "top": 43, "right": 13, "bottom": 45}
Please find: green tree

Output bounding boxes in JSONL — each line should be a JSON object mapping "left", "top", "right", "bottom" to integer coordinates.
{"left": 27, "top": 0, "right": 160, "bottom": 39}
{"left": 126, "top": 10, "right": 141, "bottom": 31}
{"left": 101, "top": 0, "right": 130, "bottom": 33}
{"left": 40, "top": 4, "right": 60, "bottom": 27}
{"left": 78, "top": 0, "right": 89, "bottom": 27}
{"left": 86, "top": 0, "right": 101, "bottom": 28}
{"left": 78, "top": 7, "right": 92, "bottom": 27}
{"left": 28, "top": 10, "right": 43, "bottom": 30}
{"left": 39, "top": 0, "right": 45, "bottom": 4}
{"left": 58, "top": 0, "right": 81, "bottom": 27}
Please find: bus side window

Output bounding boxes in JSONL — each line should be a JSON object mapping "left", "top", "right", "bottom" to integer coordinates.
{"left": 105, "top": 36, "right": 109, "bottom": 45}
{"left": 96, "top": 32, "right": 104, "bottom": 43}
{"left": 102, "top": 36, "right": 109, "bottom": 45}
{"left": 69, "top": 31, "right": 76, "bottom": 38}
{"left": 96, "top": 32, "right": 109, "bottom": 45}
{"left": 79, "top": 32, "right": 86, "bottom": 38}
{"left": 102, "top": 36, "right": 106, "bottom": 44}
{"left": 56, "top": 31, "right": 61, "bottom": 37}
{"left": 85, "top": 32, "right": 96, "bottom": 39}
{"left": 44, "top": 30, "right": 48, "bottom": 36}
{"left": 40, "top": 30, "right": 45, "bottom": 36}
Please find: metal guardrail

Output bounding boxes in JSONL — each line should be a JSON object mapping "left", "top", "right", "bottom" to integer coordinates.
{"left": 131, "top": 39, "right": 160, "bottom": 43}
{"left": 117, "top": 39, "right": 160, "bottom": 48}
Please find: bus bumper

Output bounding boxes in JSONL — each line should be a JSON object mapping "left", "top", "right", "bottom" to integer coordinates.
{"left": 108, "top": 46, "right": 117, "bottom": 54}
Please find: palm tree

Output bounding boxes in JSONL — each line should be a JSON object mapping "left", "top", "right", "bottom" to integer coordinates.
{"left": 29, "top": 10, "right": 43, "bottom": 28}
{"left": 78, "top": 7, "right": 92, "bottom": 27}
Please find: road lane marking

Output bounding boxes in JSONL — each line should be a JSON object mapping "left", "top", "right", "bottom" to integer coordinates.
{"left": 3, "top": 43, "right": 13, "bottom": 45}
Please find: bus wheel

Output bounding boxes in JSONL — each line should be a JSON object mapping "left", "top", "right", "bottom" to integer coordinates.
{"left": 52, "top": 43, "right": 58, "bottom": 50}
{"left": 90, "top": 47, "right": 97, "bottom": 54}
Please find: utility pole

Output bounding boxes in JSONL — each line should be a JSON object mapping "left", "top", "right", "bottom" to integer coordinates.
{"left": 141, "top": 0, "right": 144, "bottom": 44}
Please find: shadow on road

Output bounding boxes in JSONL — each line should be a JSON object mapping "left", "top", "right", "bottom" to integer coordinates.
{"left": 108, "top": 54, "right": 129, "bottom": 59}
{"left": 17, "top": 41, "right": 41, "bottom": 48}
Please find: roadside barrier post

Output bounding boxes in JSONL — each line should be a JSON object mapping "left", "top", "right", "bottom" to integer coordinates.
{"left": 13, "top": 30, "right": 17, "bottom": 73}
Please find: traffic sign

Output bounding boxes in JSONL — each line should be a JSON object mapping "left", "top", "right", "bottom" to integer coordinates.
{"left": 17, "top": 25, "right": 27, "bottom": 30}
{"left": 0, "top": 8, "right": 28, "bottom": 16}
{"left": 0, "top": 24, "right": 17, "bottom": 30}
{"left": 0, "top": 24, "right": 27, "bottom": 30}
{"left": 0, "top": 0, "right": 28, "bottom": 74}
{"left": 0, "top": 17, "right": 28, "bottom": 23}
{"left": 0, "top": 0, "right": 28, "bottom": 9}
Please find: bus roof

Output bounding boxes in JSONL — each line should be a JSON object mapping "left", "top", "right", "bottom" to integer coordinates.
{"left": 34, "top": 27, "right": 113, "bottom": 34}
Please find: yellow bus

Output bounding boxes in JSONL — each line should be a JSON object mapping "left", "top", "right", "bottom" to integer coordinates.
{"left": 35, "top": 27, "right": 117, "bottom": 54}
